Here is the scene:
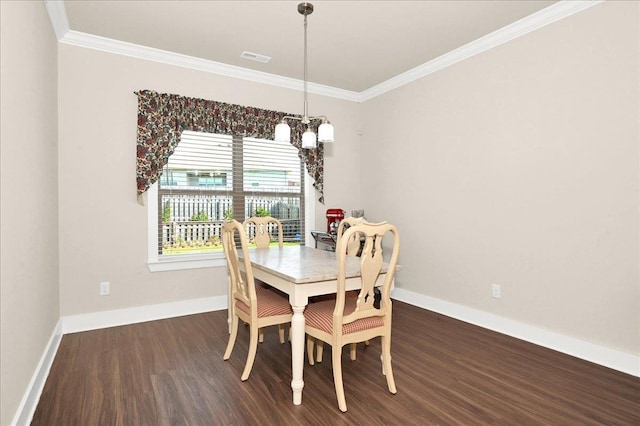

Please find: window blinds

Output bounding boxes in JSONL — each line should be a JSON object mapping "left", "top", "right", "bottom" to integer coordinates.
{"left": 157, "top": 131, "right": 304, "bottom": 256}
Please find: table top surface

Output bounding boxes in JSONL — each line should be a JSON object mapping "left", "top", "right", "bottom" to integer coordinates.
{"left": 239, "top": 245, "right": 370, "bottom": 284}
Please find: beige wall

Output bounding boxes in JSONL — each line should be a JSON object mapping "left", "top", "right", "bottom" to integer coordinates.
{"left": 0, "top": 2, "right": 60, "bottom": 424}
{"left": 361, "top": 1, "right": 639, "bottom": 355}
{"left": 57, "top": 45, "right": 362, "bottom": 316}
{"left": 2, "top": 1, "right": 638, "bottom": 422}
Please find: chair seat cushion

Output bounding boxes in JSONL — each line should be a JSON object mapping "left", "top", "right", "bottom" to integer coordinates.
{"left": 236, "top": 285, "right": 292, "bottom": 318}
{"left": 305, "top": 296, "right": 384, "bottom": 335}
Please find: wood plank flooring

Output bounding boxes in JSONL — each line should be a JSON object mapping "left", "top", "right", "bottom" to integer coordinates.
{"left": 32, "top": 301, "right": 640, "bottom": 425}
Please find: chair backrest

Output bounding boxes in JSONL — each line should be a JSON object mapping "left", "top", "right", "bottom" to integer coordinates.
{"left": 222, "top": 219, "right": 257, "bottom": 317}
{"left": 335, "top": 221, "right": 400, "bottom": 330}
{"left": 337, "top": 216, "right": 367, "bottom": 256}
{"left": 243, "top": 216, "right": 284, "bottom": 249}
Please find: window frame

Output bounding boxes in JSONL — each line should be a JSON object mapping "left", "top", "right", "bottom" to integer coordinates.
{"left": 146, "top": 138, "right": 316, "bottom": 272}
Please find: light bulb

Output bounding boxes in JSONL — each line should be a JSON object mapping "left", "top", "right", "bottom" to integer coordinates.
{"left": 302, "top": 127, "right": 317, "bottom": 148}
{"left": 275, "top": 120, "right": 291, "bottom": 142}
{"left": 318, "top": 120, "right": 334, "bottom": 143}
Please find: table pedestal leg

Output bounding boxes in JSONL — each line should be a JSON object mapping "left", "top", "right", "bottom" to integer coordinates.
{"left": 290, "top": 305, "right": 305, "bottom": 405}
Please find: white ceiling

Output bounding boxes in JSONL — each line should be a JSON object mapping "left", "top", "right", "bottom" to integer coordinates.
{"left": 52, "top": 1, "right": 596, "bottom": 97}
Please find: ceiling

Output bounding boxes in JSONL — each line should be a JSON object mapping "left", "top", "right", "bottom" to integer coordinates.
{"left": 61, "top": 1, "right": 559, "bottom": 94}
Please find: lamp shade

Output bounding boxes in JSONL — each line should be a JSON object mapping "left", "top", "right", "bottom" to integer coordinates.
{"left": 302, "top": 128, "right": 317, "bottom": 148}
{"left": 275, "top": 121, "right": 291, "bottom": 142}
{"left": 318, "top": 121, "right": 334, "bottom": 143}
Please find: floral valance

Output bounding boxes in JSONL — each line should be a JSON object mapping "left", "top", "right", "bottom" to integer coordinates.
{"left": 136, "top": 89, "right": 324, "bottom": 203}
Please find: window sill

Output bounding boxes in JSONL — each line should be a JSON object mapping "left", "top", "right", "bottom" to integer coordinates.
{"left": 147, "top": 254, "right": 226, "bottom": 272}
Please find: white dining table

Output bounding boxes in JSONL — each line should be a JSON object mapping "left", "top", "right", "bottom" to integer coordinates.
{"left": 237, "top": 245, "right": 390, "bottom": 405}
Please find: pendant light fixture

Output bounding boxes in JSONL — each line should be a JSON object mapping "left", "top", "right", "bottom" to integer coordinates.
{"left": 275, "top": 2, "right": 334, "bottom": 148}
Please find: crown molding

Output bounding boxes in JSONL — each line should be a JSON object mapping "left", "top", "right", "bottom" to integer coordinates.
{"left": 58, "top": 29, "right": 361, "bottom": 102}
{"left": 44, "top": 0, "right": 69, "bottom": 41}
{"left": 358, "top": 0, "right": 604, "bottom": 101}
{"left": 46, "top": 0, "right": 602, "bottom": 103}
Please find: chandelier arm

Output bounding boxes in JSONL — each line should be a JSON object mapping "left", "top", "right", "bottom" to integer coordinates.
{"left": 283, "top": 115, "right": 326, "bottom": 123}
{"left": 307, "top": 115, "right": 328, "bottom": 122}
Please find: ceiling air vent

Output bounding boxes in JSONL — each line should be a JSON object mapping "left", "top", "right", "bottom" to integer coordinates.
{"left": 240, "top": 51, "right": 271, "bottom": 63}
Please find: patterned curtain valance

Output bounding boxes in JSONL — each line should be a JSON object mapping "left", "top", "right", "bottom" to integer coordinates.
{"left": 136, "top": 89, "right": 325, "bottom": 203}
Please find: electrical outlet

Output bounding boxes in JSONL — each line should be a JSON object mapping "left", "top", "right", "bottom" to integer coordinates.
{"left": 100, "top": 281, "right": 110, "bottom": 296}
{"left": 492, "top": 283, "right": 501, "bottom": 299}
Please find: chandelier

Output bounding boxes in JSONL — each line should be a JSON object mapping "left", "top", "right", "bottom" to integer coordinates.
{"left": 274, "top": 2, "right": 334, "bottom": 149}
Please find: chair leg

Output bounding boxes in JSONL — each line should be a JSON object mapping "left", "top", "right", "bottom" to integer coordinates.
{"left": 316, "top": 340, "right": 324, "bottom": 362}
{"left": 306, "top": 336, "right": 315, "bottom": 366}
{"left": 241, "top": 323, "right": 260, "bottom": 381}
{"left": 259, "top": 328, "right": 264, "bottom": 343}
{"left": 278, "top": 324, "right": 286, "bottom": 344}
{"left": 332, "top": 345, "right": 348, "bottom": 412}
{"left": 223, "top": 314, "right": 239, "bottom": 360}
{"left": 381, "top": 336, "right": 396, "bottom": 394}
{"left": 349, "top": 343, "right": 357, "bottom": 361}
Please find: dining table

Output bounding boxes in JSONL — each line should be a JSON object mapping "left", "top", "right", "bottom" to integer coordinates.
{"left": 236, "top": 244, "right": 393, "bottom": 405}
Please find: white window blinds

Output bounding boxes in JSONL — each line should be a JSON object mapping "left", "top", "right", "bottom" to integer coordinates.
{"left": 157, "top": 131, "right": 304, "bottom": 257}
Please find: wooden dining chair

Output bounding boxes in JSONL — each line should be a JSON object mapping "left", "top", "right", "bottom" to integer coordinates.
{"left": 243, "top": 216, "right": 287, "bottom": 344}
{"left": 304, "top": 221, "right": 400, "bottom": 412}
{"left": 336, "top": 216, "right": 367, "bottom": 256}
{"left": 310, "top": 216, "right": 368, "bottom": 363}
{"left": 243, "top": 215, "right": 284, "bottom": 249}
{"left": 222, "top": 219, "right": 293, "bottom": 381}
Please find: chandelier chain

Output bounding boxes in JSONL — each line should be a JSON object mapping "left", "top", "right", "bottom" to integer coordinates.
{"left": 303, "top": 11, "right": 309, "bottom": 123}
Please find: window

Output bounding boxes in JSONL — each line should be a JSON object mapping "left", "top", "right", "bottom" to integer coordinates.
{"left": 147, "top": 131, "right": 313, "bottom": 271}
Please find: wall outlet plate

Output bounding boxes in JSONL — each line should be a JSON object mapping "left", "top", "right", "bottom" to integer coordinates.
{"left": 492, "top": 283, "right": 501, "bottom": 299}
{"left": 100, "top": 281, "right": 110, "bottom": 296}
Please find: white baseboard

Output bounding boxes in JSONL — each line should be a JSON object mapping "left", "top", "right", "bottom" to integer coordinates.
{"left": 12, "top": 318, "right": 63, "bottom": 426}
{"left": 62, "top": 296, "right": 228, "bottom": 334}
{"left": 391, "top": 288, "right": 639, "bottom": 377}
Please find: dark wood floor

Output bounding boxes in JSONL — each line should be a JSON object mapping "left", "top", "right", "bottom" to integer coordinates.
{"left": 32, "top": 301, "right": 639, "bottom": 425}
